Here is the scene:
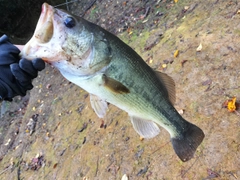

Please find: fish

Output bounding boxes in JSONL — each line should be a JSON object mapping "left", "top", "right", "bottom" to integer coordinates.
{"left": 21, "top": 3, "right": 204, "bottom": 162}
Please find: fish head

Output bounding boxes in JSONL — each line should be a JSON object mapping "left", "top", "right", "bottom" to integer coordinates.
{"left": 21, "top": 3, "right": 107, "bottom": 76}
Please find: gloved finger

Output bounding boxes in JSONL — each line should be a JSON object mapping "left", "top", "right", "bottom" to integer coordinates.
{"left": 0, "top": 50, "right": 20, "bottom": 65}
{"left": 0, "top": 80, "right": 9, "bottom": 100}
{"left": 32, "top": 58, "right": 45, "bottom": 71}
{"left": 19, "top": 58, "right": 38, "bottom": 78}
{"left": 24, "top": 83, "right": 34, "bottom": 90}
{"left": 3, "top": 97, "right": 13, "bottom": 101}
{"left": 10, "top": 63, "right": 32, "bottom": 84}
{"left": 0, "top": 35, "right": 20, "bottom": 65}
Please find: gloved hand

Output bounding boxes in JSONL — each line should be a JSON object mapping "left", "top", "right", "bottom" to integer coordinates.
{"left": 0, "top": 34, "right": 45, "bottom": 101}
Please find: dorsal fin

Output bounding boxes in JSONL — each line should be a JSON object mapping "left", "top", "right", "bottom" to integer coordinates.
{"left": 155, "top": 71, "right": 176, "bottom": 105}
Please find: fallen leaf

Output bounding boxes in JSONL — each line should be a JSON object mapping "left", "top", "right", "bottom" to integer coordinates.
{"left": 184, "top": 6, "right": 189, "bottom": 10}
{"left": 53, "top": 163, "right": 58, "bottom": 169}
{"left": 227, "top": 97, "right": 237, "bottom": 112}
{"left": 196, "top": 43, "right": 202, "bottom": 51}
{"left": 4, "top": 139, "right": 11, "bottom": 146}
{"left": 46, "top": 84, "right": 51, "bottom": 89}
{"left": 78, "top": 122, "right": 88, "bottom": 132}
{"left": 162, "top": 64, "right": 167, "bottom": 68}
{"left": 174, "top": 50, "right": 179, "bottom": 57}
{"left": 178, "top": 109, "right": 184, "bottom": 115}
{"left": 181, "top": 60, "right": 188, "bottom": 67}
{"left": 206, "top": 168, "right": 220, "bottom": 179}
{"left": 137, "top": 166, "right": 148, "bottom": 176}
{"left": 127, "top": 28, "right": 133, "bottom": 35}
{"left": 121, "top": 174, "right": 128, "bottom": 180}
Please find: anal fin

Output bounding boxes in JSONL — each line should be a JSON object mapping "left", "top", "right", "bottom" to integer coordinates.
{"left": 90, "top": 94, "right": 108, "bottom": 118}
{"left": 130, "top": 115, "right": 160, "bottom": 139}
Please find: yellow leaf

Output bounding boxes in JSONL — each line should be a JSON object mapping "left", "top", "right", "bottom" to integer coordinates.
{"left": 174, "top": 0, "right": 179, "bottom": 3}
{"left": 174, "top": 50, "right": 179, "bottom": 58}
{"left": 162, "top": 64, "right": 167, "bottom": 68}
{"left": 227, "top": 97, "right": 236, "bottom": 112}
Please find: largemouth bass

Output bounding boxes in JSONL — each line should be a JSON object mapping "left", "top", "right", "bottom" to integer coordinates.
{"left": 21, "top": 3, "right": 204, "bottom": 162}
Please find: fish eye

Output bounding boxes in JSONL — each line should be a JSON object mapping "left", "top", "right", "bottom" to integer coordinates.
{"left": 64, "top": 17, "right": 76, "bottom": 28}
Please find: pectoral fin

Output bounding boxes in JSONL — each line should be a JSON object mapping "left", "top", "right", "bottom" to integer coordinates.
{"left": 130, "top": 115, "right": 160, "bottom": 138}
{"left": 155, "top": 71, "right": 176, "bottom": 105}
{"left": 102, "top": 74, "right": 130, "bottom": 94}
{"left": 90, "top": 94, "right": 108, "bottom": 118}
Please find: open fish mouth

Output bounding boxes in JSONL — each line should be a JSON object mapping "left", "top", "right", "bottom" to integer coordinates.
{"left": 34, "top": 3, "right": 54, "bottom": 43}
{"left": 21, "top": 3, "right": 67, "bottom": 62}
{"left": 20, "top": 3, "right": 54, "bottom": 61}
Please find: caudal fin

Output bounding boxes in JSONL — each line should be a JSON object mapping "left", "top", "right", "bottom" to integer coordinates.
{"left": 171, "top": 123, "right": 204, "bottom": 162}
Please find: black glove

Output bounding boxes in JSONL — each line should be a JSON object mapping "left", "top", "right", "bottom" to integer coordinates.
{"left": 0, "top": 35, "right": 45, "bottom": 101}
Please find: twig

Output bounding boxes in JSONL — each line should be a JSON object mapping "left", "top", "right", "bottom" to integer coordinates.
{"left": 66, "top": 0, "right": 69, "bottom": 11}
{"left": 179, "top": 151, "right": 203, "bottom": 178}
{"left": 150, "top": 141, "right": 170, "bottom": 155}
{"left": 53, "top": 0, "right": 79, "bottom": 8}
{"left": 141, "top": 7, "right": 151, "bottom": 20}
{"left": 0, "top": 165, "right": 12, "bottom": 175}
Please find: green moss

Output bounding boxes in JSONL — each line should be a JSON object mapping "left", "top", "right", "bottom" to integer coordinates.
{"left": 234, "top": 29, "right": 240, "bottom": 35}
{"left": 89, "top": 7, "right": 99, "bottom": 19}
{"left": 119, "top": 30, "right": 150, "bottom": 54}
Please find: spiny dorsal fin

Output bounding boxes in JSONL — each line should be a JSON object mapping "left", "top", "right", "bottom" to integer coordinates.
{"left": 155, "top": 71, "right": 176, "bottom": 105}
{"left": 90, "top": 94, "right": 108, "bottom": 118}
{"left": 130, "top": 115, "right": 160, "bottom": 139}
{"left": 102, "top": 74, "right": 130, "bottom": 94}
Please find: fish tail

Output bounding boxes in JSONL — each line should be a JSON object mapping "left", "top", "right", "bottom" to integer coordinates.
{"left": 171, "top": 122, "right": 204, "bottom": 162}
